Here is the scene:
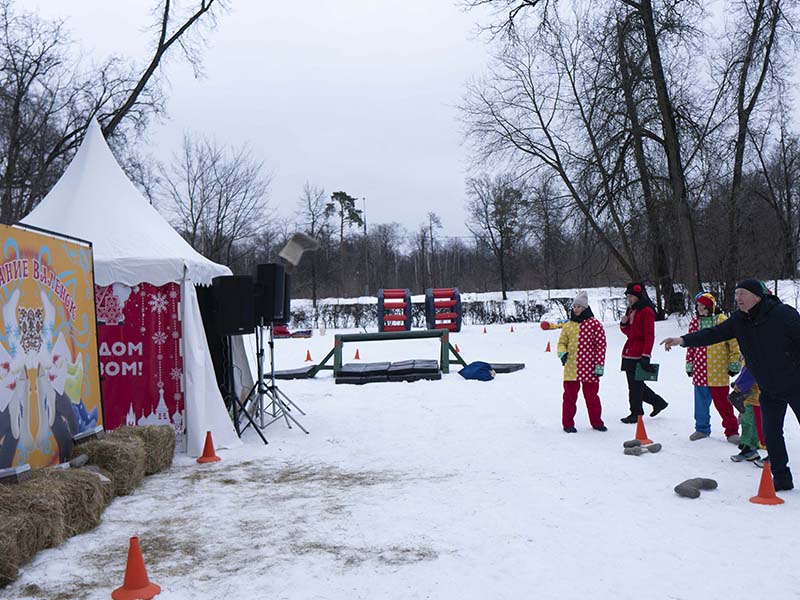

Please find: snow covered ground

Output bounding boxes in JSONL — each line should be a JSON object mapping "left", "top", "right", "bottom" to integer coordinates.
{"left": 5, "top": 318, "right": 800, "bottom": 600}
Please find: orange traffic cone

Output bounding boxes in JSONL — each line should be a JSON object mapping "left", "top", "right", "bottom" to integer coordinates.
{"left": 197, "top": 431, "right": 221, "bottom": 464}
{"left": 305, "top": 350, "right": 312, "bottom": 362}
{"left": 634, "top": 416, "right": 653, "bottom": 445}
{"left": 545, "top": 341, "right": 551, "bottom": 352}
{"left": 482, "top": 326, "right": 487, "bottom": 334}
{"left": 510, "top": 325, "right": 515, "bottom": 333}
{"left": 112, "top": 536, "right": 161, "bottom": 600}
{"left": 455, "top": 344, "right": 460, "bottom": 353}
{"left": 750, "top": 460, "right": 785, "bottom": 505}
{"left": 354, "top": 348, "right": 360, "bottom": 360}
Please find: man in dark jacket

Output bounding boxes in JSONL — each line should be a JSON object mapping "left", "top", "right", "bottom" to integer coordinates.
{"left": 661, "top": 279, "right": 800, "bottom": 491}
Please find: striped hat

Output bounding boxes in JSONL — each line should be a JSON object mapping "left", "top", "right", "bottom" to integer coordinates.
{"left": 695, "top": 292, "right": 715, "bottom": 311}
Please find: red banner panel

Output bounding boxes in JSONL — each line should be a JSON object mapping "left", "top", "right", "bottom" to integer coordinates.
{"left": 95, "top": 282, "right": 184, "bottom": 438}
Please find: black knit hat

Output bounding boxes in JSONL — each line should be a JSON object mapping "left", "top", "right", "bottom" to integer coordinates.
{"left": 735, "top": 278, "right": 768, "bottom": 298}
{"left": 624, "top": 282, "right": 644, "bottom": 298}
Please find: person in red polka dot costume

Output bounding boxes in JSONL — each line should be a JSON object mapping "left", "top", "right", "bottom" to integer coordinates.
{"left": 685, "top": 292, "right": 741, "bottom": 442}
{"left": 557, "top": 290, "right": 607, "bottom": 433}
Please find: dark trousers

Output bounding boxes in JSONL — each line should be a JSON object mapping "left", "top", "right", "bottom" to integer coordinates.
{"left": 622, "top": 359, "right": 665, "bottom": 416}
{"left": 759, "top": 391, "right": 800, "bottom": 482}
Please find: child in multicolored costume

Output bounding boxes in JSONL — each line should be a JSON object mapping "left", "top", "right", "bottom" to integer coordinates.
{"left": 685, "top": 292, "right": 741, "bottom": 443}
{"left": 557, "top": 291, "right": 607, "bottom": 433}
{"left": 729, "top": 366, "right": 764, "bottom": 462}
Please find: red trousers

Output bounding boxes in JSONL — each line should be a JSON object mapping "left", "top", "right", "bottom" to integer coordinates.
{"left": 711, "top": 386, "right": 740, "bottom": 438}
{"left": 562, "top": 380, "right": 604, "bottom": 429}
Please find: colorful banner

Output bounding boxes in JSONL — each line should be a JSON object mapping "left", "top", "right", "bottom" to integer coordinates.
{"left": 95, "top": 282, "right": 184, "bottom": 441}
{"left": 0, "top": 224, "right": 103, "bottom": 469}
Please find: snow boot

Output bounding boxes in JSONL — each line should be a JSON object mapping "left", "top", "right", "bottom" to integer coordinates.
{"left": 620, "top": 414, "right": 639, "bottom": 424}
{"left": 726, "top": 434, "right": 741, "bottom": 445}
{"left": 689, "top": 431, "right": 710, "bottom": 441}
{"left": 731, "top": 448, "right": 760, "bottom": 462}
{"left": 593, "top": 425, "right": 608, "bottom": 432}
{"left": 563, "top": 426, "right": 577, "bottom": 433}
{"left": 650, "top": 400, "right": 668, "bottom": 417}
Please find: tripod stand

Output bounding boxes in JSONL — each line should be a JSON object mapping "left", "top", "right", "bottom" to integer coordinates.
{"left": 224, "top": 335, "right": 268, "bottom": 445}
{"left": 239, "top": 319, "right": 309, "bottom": 436}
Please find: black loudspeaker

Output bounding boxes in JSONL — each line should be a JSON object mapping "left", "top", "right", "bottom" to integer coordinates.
{"left": 254, "top": 263, "right": 285, "bottom": 323}
{"left": 212, "top": 275, "right": 255, "bottom": 335}
{"left": 275, "top": 273, "right": 292, "bottom": 325}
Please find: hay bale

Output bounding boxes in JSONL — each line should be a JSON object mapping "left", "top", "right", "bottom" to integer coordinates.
{"left": 111, "top": 426, "right": 175, "bottom": 475}
{"left": 0, "top": 467, "right": 112, "bottom": 587}
{"left": 80, "top": 466, "right": 115, "bottom": 505}
{"left": 0, "top": 515, "right": 26, "bottom": 586}
{"left": 74, "top": 435, "right": 146, "bottom": 496}
{"left": 28, "top": 469, "right": 109, "bottom": 535}
{"left": 0, "top": 479, "right": 67, "bottom": 551}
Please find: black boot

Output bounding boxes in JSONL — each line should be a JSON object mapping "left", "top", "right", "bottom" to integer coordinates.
{"left": 650, "top": 400, "right": 668, "bottom": 417}
{"left": 620, "top": 414, "right": 639, "bottom": 424}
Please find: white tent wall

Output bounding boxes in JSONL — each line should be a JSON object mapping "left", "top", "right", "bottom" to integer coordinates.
{"left": 20, "top": 120, "right": 242, "bottom": 456}
{"left": 182, "top": 277, "right": 241, "bottom": 455}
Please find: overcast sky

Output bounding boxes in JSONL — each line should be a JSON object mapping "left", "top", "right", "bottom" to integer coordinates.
{"left": 29, "top": 1, "right": 491, "bottom": 238}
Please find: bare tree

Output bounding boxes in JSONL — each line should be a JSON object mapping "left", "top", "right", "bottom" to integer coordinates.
{"left": 751, "top": 103, "right": 800, "bottom": 277}
{"left": 157, "top": 133, "right": 273, "bottom": 269}
{"left": 0, "top": 0, "right": 224, "bottom": 225}
{"left": 464, "top": 0, "right": 707, "bottom": 302}
{"left": 426, "top": 212, "right": 442, "bottom": 287}
{"left": 715, "top": 0, "right": 789, "bottom": 304}
{"left": 102, "top": 0, "right": 226, "bottom": 137}
{"left": 466, "top": 174, "right": 530, "bottom": 299}
{"left": 295, "top": 182, "right": 329, "bottom": 320}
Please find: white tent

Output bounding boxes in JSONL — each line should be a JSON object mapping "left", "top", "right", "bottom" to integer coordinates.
{"left": 21, "top": 120, "right": 242, "bottom": 456}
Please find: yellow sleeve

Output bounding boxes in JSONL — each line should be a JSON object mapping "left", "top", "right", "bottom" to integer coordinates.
{"left": 557, "top": 325, "right": 570, "bottom": 356}
{"left": 718, "top": 314, "right": 741, "bottom": 368}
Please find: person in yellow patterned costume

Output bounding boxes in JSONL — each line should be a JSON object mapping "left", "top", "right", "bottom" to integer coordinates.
{"left": 557, "top": 291, "right": 607, "bottom": 433}
{"left": 685, "top": 292, "right": 741, "bottom": 443}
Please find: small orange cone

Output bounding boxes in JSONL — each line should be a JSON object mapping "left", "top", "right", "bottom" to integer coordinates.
{"left": 634, "top": 416, "right": 653, "bottom": 445}
{"left": 197, "top": 431, "right": 221, "bottom": 463}
{"left": 510, "top": 325, "right": 515, "bottom": 333}
{"left": 112, "top": 536, "right": 161, "bottom": 600}
{"left": 305, "top": 350, "right": 312, "bottom": 362}
{"left": 455, "top": 344, "right": 460, "bottom": 353}
{"left": 482, "top": 326, "right": 487, "bottom": 334}
{"left": 750, "top": 460, "right": 785, "bottom": 505}
{"left": 354, "top": 348, "right": 360, "bottom": 360}
{"left": 545, "top": 341, "right": 551, "bottom": 352}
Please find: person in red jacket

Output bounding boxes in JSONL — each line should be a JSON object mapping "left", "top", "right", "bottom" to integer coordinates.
{"left": 619, "top": 282, "right": 668, "bottom": 423}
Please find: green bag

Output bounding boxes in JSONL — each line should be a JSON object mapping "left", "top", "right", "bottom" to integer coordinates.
{"left": 634, "top": 362, "right": 660, "bottom": 382}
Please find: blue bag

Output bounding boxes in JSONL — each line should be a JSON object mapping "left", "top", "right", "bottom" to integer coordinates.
{"left": 458, "top": 361, "right": 495, "bottom": 381}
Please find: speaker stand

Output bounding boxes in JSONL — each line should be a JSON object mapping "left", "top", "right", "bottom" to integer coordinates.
{"left": 225, "top": 335, "right": 268, "bottom": 445}
{"left": 238, "top": 320, "right": 308, "bottom": 436}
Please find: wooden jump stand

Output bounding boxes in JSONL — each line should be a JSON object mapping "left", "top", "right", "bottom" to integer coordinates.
{"left": 296, "top": 329, "right": 466, "bottom": 378}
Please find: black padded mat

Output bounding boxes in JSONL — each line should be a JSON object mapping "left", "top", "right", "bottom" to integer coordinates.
{"left": 274, "top": 366, "right": 318, "bottom": 379}
{"left": 387, "top": 372, "right": 442, "bottom": 383}
{"left": 387, "top": 359, "right": 440, "bottom": 375}
{"left": 337, "top": 362, "right": 392, "bottom": 376}
{"left": 335, "top": 375, "right": 389, "bottom": 385}
{"left": 490, "top": 363, "right": 526, "bottom": 374}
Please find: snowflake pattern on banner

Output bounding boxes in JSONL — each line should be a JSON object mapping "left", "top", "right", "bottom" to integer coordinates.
{"left": 96, "top": 282, "right": 184, "bottom": 435}
{"left": 149, "top": 292, "right": 168, "bottom": 314}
